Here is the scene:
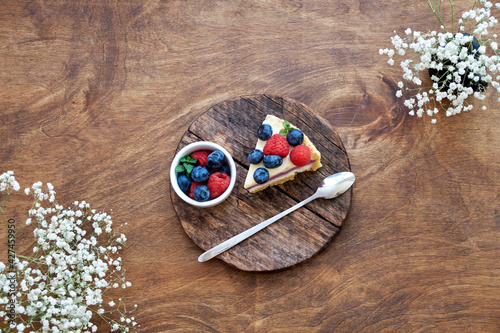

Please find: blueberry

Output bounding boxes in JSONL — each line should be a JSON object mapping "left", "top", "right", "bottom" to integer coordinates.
{"left": 177, "top": 174, "right": 191, "bottom": 193}
{"left": 253, "top": 167, "right": 269, "bottom": 184}
{"left": 258, "top": 124, "right": 273, "bottom": 141}
{"left": 263, "top": 155, "right": 283, "bottom": 169}
{"left": 191, "top": 166, "right": 210, "bottom": 182}
{"left": 206, "top": 150, "right": 225, "bottom": 172}
{"left": 193, "top": 185, "right": 210, "bottom": 202}
{"left": 286, "top": 129, "right": 304, "bottom": 146}
{"left": 248, "top": 149, "right": 264, "bottom": 165}
{"left": 219, "top": 162, "right": 231, "bottom": 176}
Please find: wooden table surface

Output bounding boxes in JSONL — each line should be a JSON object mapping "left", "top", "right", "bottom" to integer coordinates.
{"left": 1, "top": 0, "right": 500, "bottom": 332}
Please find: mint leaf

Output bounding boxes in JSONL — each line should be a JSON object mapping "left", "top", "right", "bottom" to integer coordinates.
{"left": 279, "top": 129, "right": 288, "bottom": 136}
{"left": 175, "top": 165, "right": 185, "bottom": 173}
{"left": 180, "top": 156, "right": 197, "bottom": 164}
{"left": 184, "top": 163, "right": 194, "bottom": 175}
{"left": 283, "top": 120, "right": 291, "bottom": 130}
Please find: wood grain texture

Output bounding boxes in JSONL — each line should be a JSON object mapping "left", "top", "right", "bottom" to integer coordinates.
{"left": 1, "top": 0, "right": 500, "bottom": 332}
{"left": 171, "top": 95, "right": 351, "bottom": 271}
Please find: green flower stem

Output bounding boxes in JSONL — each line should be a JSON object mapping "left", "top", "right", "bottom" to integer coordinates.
{"left": 1, "top": 193, "right": 10, "bottom": 231}
{"left": 426, "top": 0, "right": 449, "bottom": 32}
{"left": 450, "top": 0, "right": 455, "bottom": 34}
{"left": 471, "top": 0, "right": 479, "bottom": 11}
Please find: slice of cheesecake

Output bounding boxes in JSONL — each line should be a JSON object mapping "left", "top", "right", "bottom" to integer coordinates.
{"left": 244, "top": 115, "right": 322, "bottom": 193}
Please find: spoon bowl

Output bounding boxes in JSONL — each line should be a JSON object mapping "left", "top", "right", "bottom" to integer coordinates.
{"left": 316, "top": 172, "right": 356, "bottom": 199}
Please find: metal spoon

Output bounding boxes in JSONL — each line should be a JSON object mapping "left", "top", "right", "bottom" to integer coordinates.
{"left": 198, "top": 171, "right": 355, "bottom": 262}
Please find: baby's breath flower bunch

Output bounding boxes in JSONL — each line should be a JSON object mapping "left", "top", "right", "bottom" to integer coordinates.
{"left": 0, "top": 171, "right": 138, "bottom": 332}
{"left": 380, "top": 0, "right": 500, "bottom": 123}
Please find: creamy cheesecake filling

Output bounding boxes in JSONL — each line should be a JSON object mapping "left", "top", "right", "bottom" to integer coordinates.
{"left": 246, "top": 159, "right": 316, "bottom": 191}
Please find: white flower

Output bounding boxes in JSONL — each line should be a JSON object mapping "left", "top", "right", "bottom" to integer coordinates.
{"left": 0, "top": 171, "right": 20, "bottom": 192}
{"left": 0, "top": 175, "right": 136, "bottom": 332}
{"left": 381, "top": 0, "right": 500, "bottom": 123}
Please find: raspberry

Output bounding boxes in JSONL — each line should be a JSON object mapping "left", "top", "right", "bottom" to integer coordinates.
{"left": 290, "top": 145, "right": 311, "bottom": 167}
{"left": 188, "top": 181, "right": 204, "bottom": 199}
{"left": 207, "top": 172, "right": 231, "bottom": 199}
{"left": 263, "top": 134, "right": 289, "bottom": 158}
{"left": 190, "top": 150, "right": 211, "bottom": 166}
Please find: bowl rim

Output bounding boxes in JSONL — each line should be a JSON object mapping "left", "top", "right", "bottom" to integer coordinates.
{"left": 170, "top": 141, "right": 237, "bottom": 208}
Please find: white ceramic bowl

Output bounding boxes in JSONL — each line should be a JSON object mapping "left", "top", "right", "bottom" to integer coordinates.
{"left": 170, "top": 141, "right": 237, "bottom": 207}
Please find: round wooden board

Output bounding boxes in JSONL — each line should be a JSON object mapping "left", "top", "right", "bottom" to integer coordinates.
{"left": 171, "top": 95, "right": 352, "bottom": 271}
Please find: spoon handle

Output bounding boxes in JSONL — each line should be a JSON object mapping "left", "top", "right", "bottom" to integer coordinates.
{"left": 198, "top": 192, "right": 319, "bottom": 262}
